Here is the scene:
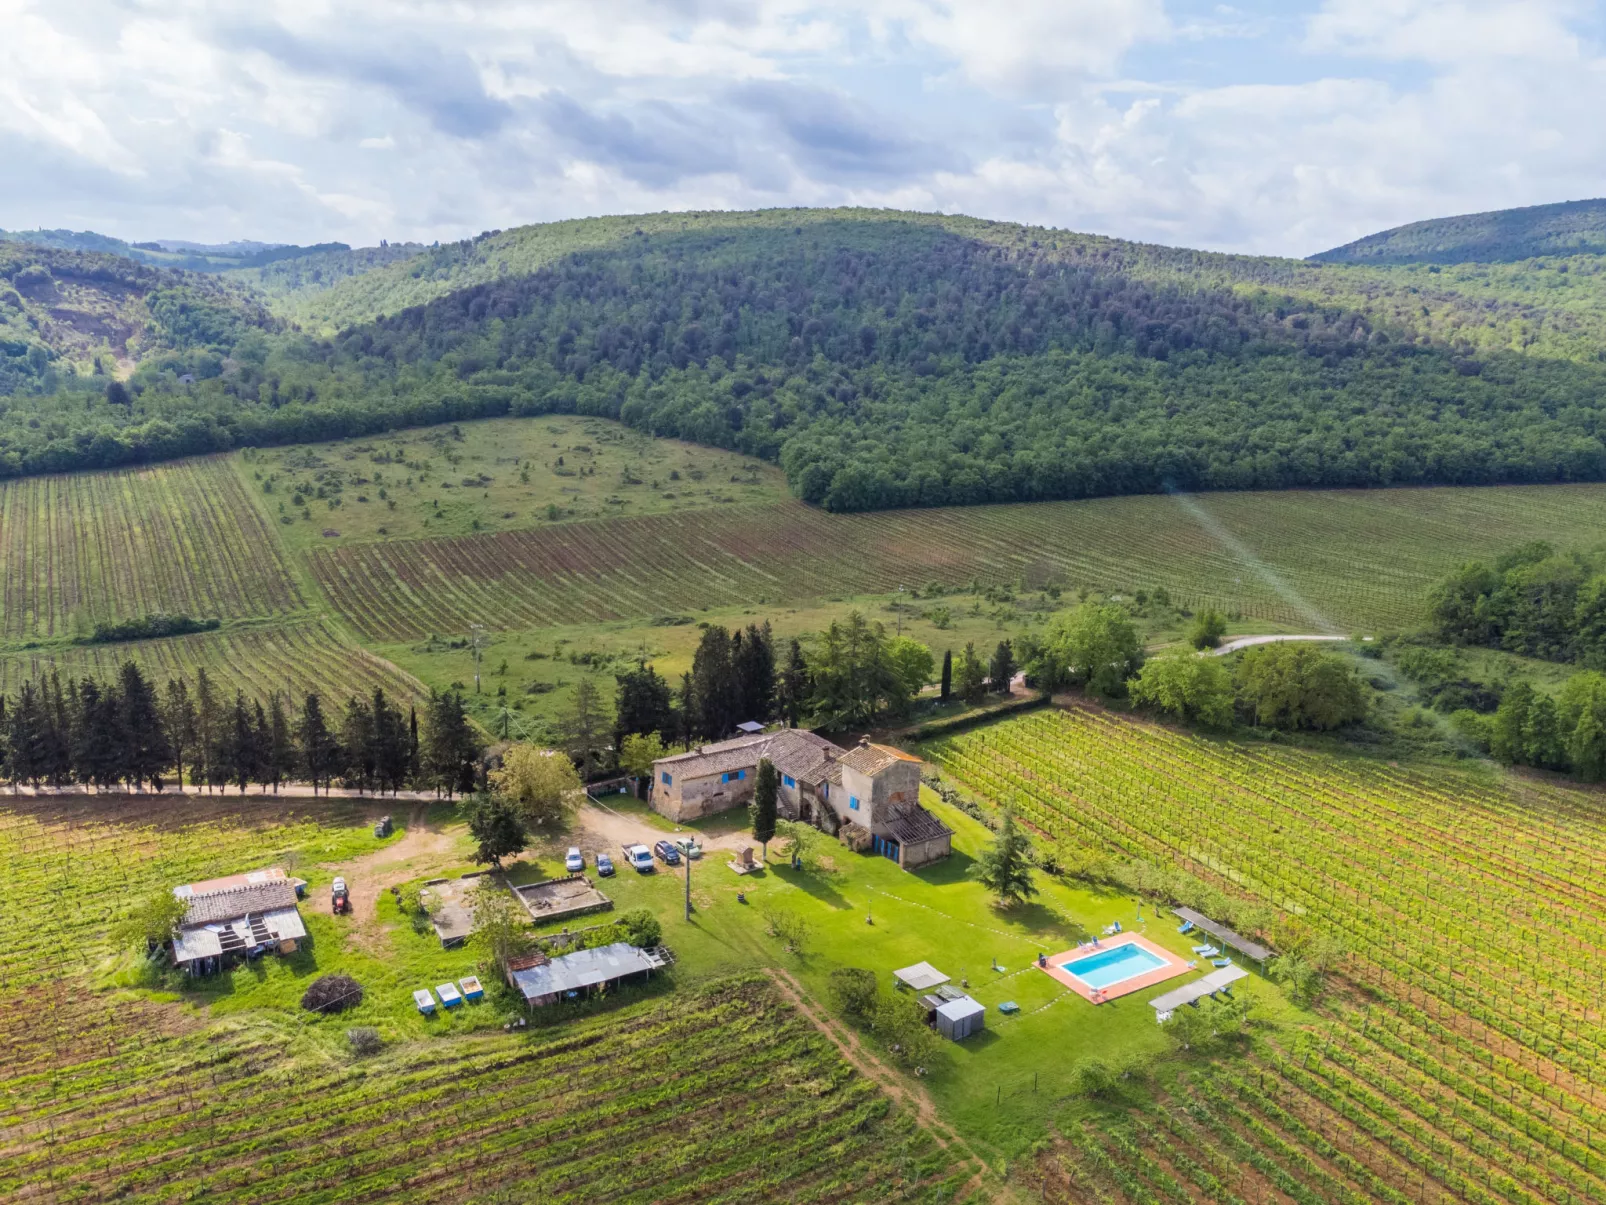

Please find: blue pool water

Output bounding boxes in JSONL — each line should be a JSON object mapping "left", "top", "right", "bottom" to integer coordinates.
{"left": 1061, "top": 943, "right": 1167, "bottom": 989}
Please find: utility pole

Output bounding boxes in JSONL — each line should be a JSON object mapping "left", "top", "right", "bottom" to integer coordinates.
{"left": 684, "top": 843, "right": 692, "bottom": 921}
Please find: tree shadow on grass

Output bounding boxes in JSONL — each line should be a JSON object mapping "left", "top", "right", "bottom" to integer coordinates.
{"left": 773, "top": 863, "right": 853, "bottom": 910}
{"left": 907, "top": 848, "right": 976, "bottom": 886}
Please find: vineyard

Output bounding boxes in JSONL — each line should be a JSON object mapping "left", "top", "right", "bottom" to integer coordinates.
{"left": 929, "top": 706, "right": 1606, "bottom": 1204}
{"left": 310, "top": 483, "right": 1606, "bottom": 642}
{"left": 0, "top": 795, "right": 971, "bottom": 1203}
{"left": 0, "top": 457, "right": 304, "bottom": 640}
{"left": 0, "top": 616, "right": 424, "bottom": 703}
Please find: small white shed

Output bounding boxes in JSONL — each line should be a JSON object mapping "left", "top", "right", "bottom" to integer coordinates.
{"left": 935, "top": 996, "right": 985, "bottom": 1041}
{"left": 893, "top": 962, "right": 950, "bottom": 992}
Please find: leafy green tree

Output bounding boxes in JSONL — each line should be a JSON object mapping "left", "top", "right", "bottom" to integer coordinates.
{"left": 956, "top": 642, "right": 988, "bottom": 703}
{"left": 1523, "top": 693, "right": 1567, "bottom": 770}
{"left": 1234, "top": 643, "right": 1366, "bottom": 731}
{"left": 1129, "top": 651, "right": 1235, "bottom": 728}
{"left": 462, "top": 792, "right": 528, "bottom": 869}
{"left": 988, "top": 640, "right": 1016, "bottom": 694}
{"left": 615, "top": 907, "right": 662, "bottom": 947}
{"left": 492, "top": 743, "right": 582, "bottom": 830}
{"left": 751, "top": 758, "right": 778, "bottom": 860}
{"left": 829, "top": 967, "right": 880, "bottom": 1023}
{"left": 873, "top": 992, "right": 938, "bottom": 1066}
{"left": 110, "top": 886, "right": 189, "bottom": 952}
{"left": 1188, "top": 609, "right": 1228, "bottom": 650}
{"left": 971, "top": 810, "right": 1037, "bottom": 906}
{"left": 886, "top": 635, "right": 934, "bottom": 700}
{"left": 1428, "top": 561, "right": 1502, "bottom": 644}
{"left": 807, "top": 612, "right": 908, "bottom": 726}
{"left": 466, "top": 879, "right": 531, "bottom": 976}
{"left": 1038, "top": 604, "right": 1144, "bottom": 697}
{"left": 1489, "top": 681, "right": 1533, "bottom": 764}
{"left": 618, "top": 731, "right": 667, "bottom": 787}
{"left": 1163, "top": 1003, "right": 1213, "bottom": 1051}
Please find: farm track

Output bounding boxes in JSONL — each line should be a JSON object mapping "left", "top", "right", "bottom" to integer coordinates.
{"left": 310, "top": 484, "right": 1606, "bottom": 641}
{"left": 934, "top": 705, "right": 1606, "bottom": 1205}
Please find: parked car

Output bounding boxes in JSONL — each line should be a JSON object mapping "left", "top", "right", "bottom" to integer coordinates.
{"left": 673, "top": 836, "right": 703, "bottom": 859}
{"left": 565, "top": 847, "right": 584, "bottom": 873}
{"left": 653, "top": 840, "right": 682, "bottom": 866}
{"left": 596, "top": 852, "right": 615, "bottom": 877}
{"left": 623, "top": 843, "right": 655, "bottom": 873}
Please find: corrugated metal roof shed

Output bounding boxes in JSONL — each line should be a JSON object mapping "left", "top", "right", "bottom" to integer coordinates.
{"left": 509, "top": 942, "right": 666, "bottom": 1002}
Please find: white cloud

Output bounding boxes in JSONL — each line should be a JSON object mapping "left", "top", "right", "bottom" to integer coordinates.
{"left": 1, "top": 0, "right": 1605, "bottom": 258}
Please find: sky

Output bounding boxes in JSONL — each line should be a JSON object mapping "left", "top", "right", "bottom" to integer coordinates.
{"left": 2, "top": 0, "right": 1604, "bottom": 257}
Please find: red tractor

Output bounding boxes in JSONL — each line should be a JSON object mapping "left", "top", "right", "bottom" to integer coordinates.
{"left": 331, "top": 877, "right": 351, "bottom": 915}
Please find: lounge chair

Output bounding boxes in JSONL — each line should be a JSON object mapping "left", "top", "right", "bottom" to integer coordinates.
{"left": 1177, "top": 921, "right": 1195, "bottom": 935}
{"left": 1193, "top": 944, "right": 1219, "bottom": 956}
{"left": 1212, "top": 958, "right": 1232, "bottom": 968}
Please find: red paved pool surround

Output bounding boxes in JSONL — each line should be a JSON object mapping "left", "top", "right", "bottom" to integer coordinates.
{"left": 1037, "top": 932, "right": 1194, "bottom": 1003}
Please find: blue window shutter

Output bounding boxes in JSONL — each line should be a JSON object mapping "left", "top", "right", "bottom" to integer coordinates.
{"left": 661, "top": 772, "right": 671, "bottom": 786}
{"left": 850, "top": 795, "right": 859, "bottom": 810}
{"left": 721, "top": 772, "right": 729, "bottom": 784}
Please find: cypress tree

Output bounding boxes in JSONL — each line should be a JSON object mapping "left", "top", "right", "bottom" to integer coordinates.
{"left": 940, "top": 649, "right": 953, "bottom": 702}
{"left": 989, "top": 640, "right": 1016, "bottom": 696}
{"left": 689, "top": 626, "right": 738, "bottom": 740}
{"left": 162, "top": 678, "right": 197, "bottom": 790}
{"left": 298, "top": 693, "right": 341, "bottom": 795}
{"left": 229, "top": 693, "right": 260, "bottom": 794}
{"left": 371, "top": 688, "right": 408, "bottom": 793}
{"left": 46, "top": 673, "right": 73, "bottom": 787}
{"left": 8, "top": 681, "right": 46, "bottom": 786}
{"left": 119, "top": 662, "right": 170, "bottom": 790}
{"left": 194, "top": 668, "right": 222, "bottom": 793}
{"left": 341, "top": 696, "right": 377, "bottom": 793}
{"left": 613, "top": 661, "right": 675, "bottom": 747}
{"left": 776, "top": 638, "right": 810, "bottom": 728}
{"left": 267, "top": 694, "right": 294, "bottom": 793}
{"left": 735, "top": 622, "right": 776, "bottom": 724}
{"left": 751, "top": 758, "right": 778, "bottom": 861}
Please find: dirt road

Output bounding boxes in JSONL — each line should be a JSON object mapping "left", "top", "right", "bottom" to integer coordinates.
{"left": 312, "top": 804, "right": 462, "bottom": 923}
{"left": 1208, "top": 633, "right": 1350, "bottom": 656}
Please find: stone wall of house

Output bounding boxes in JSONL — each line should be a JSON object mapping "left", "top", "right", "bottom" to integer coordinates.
{"left": 653, "top": 772, "right": 754, "bottom": 822}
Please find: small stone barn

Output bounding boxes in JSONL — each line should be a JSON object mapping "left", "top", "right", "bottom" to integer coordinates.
{"left": 170, "top": 869, "right": 306, "bottom": 975}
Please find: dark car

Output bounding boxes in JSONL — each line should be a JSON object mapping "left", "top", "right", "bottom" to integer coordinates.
{"left": 653, "top": 840, "right": 682, "bottom": 866}
{"left": 596, "top": 853, "right": 615, "bottom": 877}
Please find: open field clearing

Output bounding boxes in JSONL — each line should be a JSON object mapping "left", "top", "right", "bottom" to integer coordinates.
{"left": 0, "top": 458, "right": 304, "bottom": 640}
{"left": 929, "top": 705, "right": 1606, "bottom": 1204}
{"left": 0, "top": 795, "right": 973, "bottom": 1204}
{"left": 237, "top": 414, "right": 788, "bottom": 554}
{"left": 0, "top": 616, "right": 423, "bottom": 702}
{"left": 311, "top": 483, "right": 1606, "bottom": 642}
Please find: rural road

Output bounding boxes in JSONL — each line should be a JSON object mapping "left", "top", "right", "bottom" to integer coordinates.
{"left": 1207, "top": 634, "right": 1351, "bottom": 656}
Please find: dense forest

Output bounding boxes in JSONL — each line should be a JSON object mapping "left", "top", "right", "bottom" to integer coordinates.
{"left": 7, "top": 209, "right": 1606, "bottom": 508}
{"left": 1314, "top": 197, "right": 1606, "bottom": 265}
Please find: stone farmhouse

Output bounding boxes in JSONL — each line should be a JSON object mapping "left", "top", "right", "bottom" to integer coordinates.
{"left": 651, "top": 731, "right": 952, "bottom": 870}
{"left": 170, "top": 867, "right": 307, "bottom": 976}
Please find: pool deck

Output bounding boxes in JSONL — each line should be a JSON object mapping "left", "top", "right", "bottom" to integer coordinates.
{"left": 1038, "top": 932, "right": 1194, "bottom": 1003}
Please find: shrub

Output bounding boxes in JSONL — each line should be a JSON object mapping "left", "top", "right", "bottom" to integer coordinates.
{"left": 301, "top": 974, "right": 363, "bottom": 1014}
{"left": 829, "top": 967, "right": 880, "bottom": 1022}
{"left": 615, "top": 907, "right": 661, "bottom": 948}
{"left": 1074, "top": 1057, "right": 1118, "bottom": 1097}
{"left": 347, "top": 1026, "right": 383, "bottom": 1056}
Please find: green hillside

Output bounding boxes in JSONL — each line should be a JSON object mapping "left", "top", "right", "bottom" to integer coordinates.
{"left": 0, "top": 242, "right": 275, "bottom": 395}
{"left": 1313, "top": 197, "right": 1606, "bottom": 265}
{"left": 9, "top": 207, "right": 1606, "bottom": 505}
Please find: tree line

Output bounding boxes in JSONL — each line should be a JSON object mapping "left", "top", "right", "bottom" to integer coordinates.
{"left": 8, "top": 221, "right": 1606, "bottom": 509}
{"left": 0, "top": 662, "right": 483, "bottom": 795}
{"left": 1430, "top": 542, "right": 1606, "bottom": 665}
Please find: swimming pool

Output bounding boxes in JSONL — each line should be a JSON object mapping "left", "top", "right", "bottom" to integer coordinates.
{"left": 1061, "top": 943, "right": 1168, "bottom": 990}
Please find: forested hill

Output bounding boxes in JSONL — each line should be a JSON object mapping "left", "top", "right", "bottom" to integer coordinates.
{"left": 0, "top": 243, "right": 275, "bottom": 396}
{"left": 8, "top": 207, "right": 1606, "bottom": 507}
{"left": 1313, "top": 198, "right": 1606, "bottom": 265}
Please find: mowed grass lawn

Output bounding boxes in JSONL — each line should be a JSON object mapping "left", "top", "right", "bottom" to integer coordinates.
{"left": 510, "top": 791, "right": 1299, "bottom": 1160}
